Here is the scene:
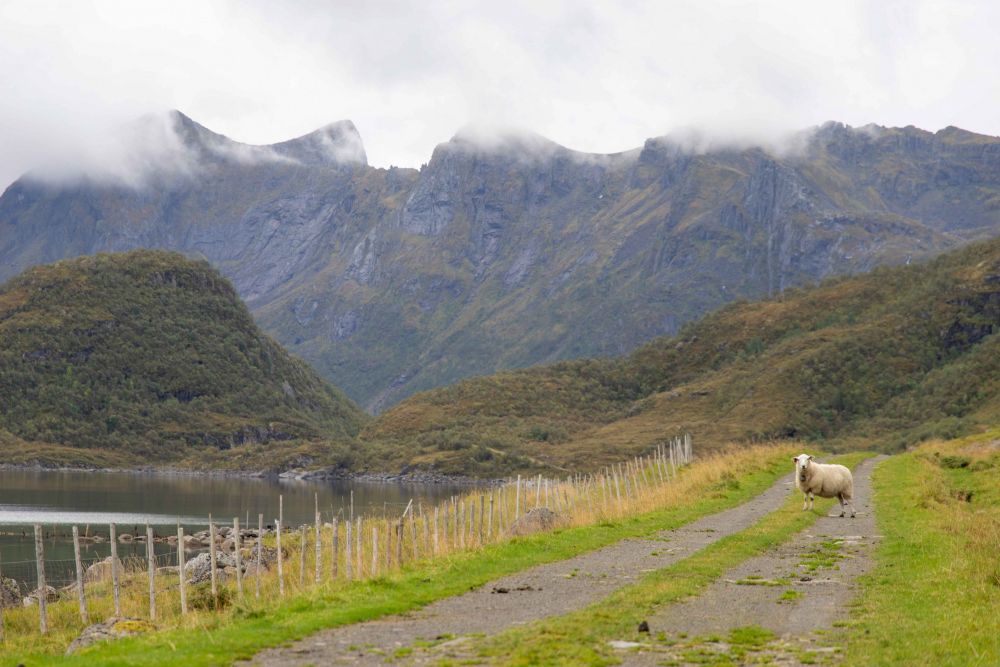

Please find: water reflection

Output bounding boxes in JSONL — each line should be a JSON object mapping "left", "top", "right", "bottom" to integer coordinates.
{"left": 0, "top": 468, "right": 467, "bottom": 589}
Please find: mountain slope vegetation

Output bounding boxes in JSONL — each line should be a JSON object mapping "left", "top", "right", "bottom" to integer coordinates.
{"left": 0, "top": 251, "right": 366, "bottom": 469}
{"left": 3, "top": 113, "right": 1000, "bottom": 410}
{"left": 362, "top": 238, "right": 1000, "bottom": 475}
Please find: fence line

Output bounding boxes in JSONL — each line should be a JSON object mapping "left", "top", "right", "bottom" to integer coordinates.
{"left": 0, "top": 434, "right": 693, "bottom": 646}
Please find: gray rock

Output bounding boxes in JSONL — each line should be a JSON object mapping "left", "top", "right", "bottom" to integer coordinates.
{"left": 66, "top": 617, "right": 155, "bottom": 654}
{"left": 507, "top": 507, "right": 559, "bottom": 537}
{"left": 23, "top": 585, "right": 59, "bottom": 606}
{"left": 0, "top": 576, "right": 20, "bottom": 609}
{"left": 85, "top": 556, "right": 124, "bottom": 583}
{"left": 183, "top": 551, "right": 237, "bottom": 585}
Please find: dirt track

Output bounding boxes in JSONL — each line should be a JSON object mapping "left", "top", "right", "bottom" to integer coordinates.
{"left": 248, "top": 469, "right": 799, "bottom": 666}
{"left": 616, "top": 455, "right": 885, "bottom": 666}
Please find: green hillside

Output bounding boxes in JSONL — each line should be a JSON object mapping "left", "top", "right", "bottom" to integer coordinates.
{"left": 362, "top": 238, "right": 1000, "bottom": 476}
{"left": 0, "top": 251, "right": 366, "bottom": 469}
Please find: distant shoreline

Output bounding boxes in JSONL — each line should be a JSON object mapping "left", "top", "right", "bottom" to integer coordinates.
{"left": 0, "top": 462, "right": 500, "bottom": 486}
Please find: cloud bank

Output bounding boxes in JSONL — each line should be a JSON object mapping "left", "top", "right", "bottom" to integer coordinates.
{"left": 1, "top": 0, "right": 999, "bottom": 189}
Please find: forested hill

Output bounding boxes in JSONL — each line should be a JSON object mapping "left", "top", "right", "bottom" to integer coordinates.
{"left": 0, "top": 251, "right": 366, "bottom": 470}
{"left": 361, "top": 238, "right": 1000, "bottom": 476}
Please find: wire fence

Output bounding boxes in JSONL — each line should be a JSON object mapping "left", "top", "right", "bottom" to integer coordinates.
{"left": 0, "top": 435, "right": 694, "bottom": 649}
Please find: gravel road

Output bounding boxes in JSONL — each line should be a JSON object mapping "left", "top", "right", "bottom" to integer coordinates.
{"left": 248, "top": 469, "right": 799, "bottom": 666}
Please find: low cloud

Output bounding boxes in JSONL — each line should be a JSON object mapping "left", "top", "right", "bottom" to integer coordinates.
{"left": 2, "top": 1, "right": 1000, "bottom": 191}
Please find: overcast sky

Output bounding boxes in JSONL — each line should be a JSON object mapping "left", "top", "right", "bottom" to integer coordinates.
{"left": 1, "top": 0, "right": 999, "bottom": 189}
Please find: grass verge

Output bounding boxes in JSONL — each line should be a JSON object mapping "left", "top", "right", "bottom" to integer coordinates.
{"left": 841, "top": 439, "right": 1000, "bottom": 666}
{"left": 466, "top": 452, "right": 872, "bottom": 666}
{"left": 3, "top": 444, "right": 797, "bottom": 666}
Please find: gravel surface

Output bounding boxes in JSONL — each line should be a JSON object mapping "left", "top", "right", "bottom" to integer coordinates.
{"left": 616, "top": 455, "right": 886, "bottom": 666}
{"left": 247, "top": 470, "right": 798, "bottom": 666}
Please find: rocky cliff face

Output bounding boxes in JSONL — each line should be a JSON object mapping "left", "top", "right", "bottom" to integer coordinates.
{"left": 2, "top": 114, "right": 999, "bottom": 411}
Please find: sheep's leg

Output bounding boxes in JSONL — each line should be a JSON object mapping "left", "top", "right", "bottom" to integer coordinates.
{"left": 808, "top": 492, "right": 814, "bottom": 511}
{"left": 837, "top": 493, "right": 846, "bottom": 517}
{"left": 802, "top": 492, "right": 809, "bottom": 511}
{"left": 845, "top": 494, "right": 856, "bottom": 518}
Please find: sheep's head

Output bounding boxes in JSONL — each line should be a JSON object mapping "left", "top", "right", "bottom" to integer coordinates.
{"left": 792, "top": 454, "right": 814, "bottom": 482}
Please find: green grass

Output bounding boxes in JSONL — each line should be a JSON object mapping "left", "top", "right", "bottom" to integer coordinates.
{"left": 467, "top": 452, "right": 872, "bottom": 665}
{"left": 778, "top": 589, "right": 803, "bottom": 603}
{"left": 842, "top": 446, "right": 1000, "bottom": 665}
{"left": 2, "top": 450, "right": 796, "bottom": 666}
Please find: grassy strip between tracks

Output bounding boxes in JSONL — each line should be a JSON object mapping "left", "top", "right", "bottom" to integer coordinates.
{"left": 840, "top": 438, "right": 1000, "bottom": 666}
{"left": 467, "top": 452, "right": 873, "bottom": 666}
{"left": 4, "top": 444, "right": 798, "bottom": 666}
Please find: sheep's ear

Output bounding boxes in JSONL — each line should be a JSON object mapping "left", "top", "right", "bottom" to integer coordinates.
{"left": 791, "top": 457, "right": 798, "bottom": 464}
{"left": 807, "top": 455, "right": 814, "bottom": 461}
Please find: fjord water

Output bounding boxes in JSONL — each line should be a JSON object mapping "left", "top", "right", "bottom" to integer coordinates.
{"left": 0, "top": 468, "right": 466, "bottom": 589}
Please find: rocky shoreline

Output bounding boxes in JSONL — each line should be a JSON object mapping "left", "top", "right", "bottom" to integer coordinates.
{"left": 0, "top": 462, "right": 501, "bottom": 486}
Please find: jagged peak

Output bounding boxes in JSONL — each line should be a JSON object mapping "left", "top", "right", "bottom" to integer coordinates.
{"left": 269, "top": 120, "right": 367, "bottom": 166}
{"left": 145, "top": 110, "right": 367, "bottom": 167}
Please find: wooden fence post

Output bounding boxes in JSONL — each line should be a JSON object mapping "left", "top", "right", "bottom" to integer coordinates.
{"left": 478, "top": 495, "right": 485, "bottom": 545}
{"left": 385, "top": 518, "right": 392, "bottom": 572}
{"left": 109, "top": 522, "right": 121, "bottom": 616}
{"left": 331, "top": 519, "right": 339, "bottom": 580}
{"left": 233, "top": 518, "right": 243, "bottom": 598}
{"left": 299, "top": 525, "right": 307, "bottom": 587}
{"left": 276, "top": 518, "right": 284, "bottom": 596}
{"left": 409, "top": 506, "right": 418, "bottom": 559}
{"left": 515, "top": 475, "right": 521, "bottom": 520}
{"left": 314, "top": 505, "right": 322, "bottom": 584}
{"left": 458, "top": 500, "right": 465, "bottom": 549}
{"left": 209, "top": 516, "right": 218, "bottom": 606}
{"left": 443, "top": 500, "right": 451, "bottom": 549}
{"left": 71, "top": 526, "right": 89, "bottom": 624}
{"left": 256, "top": 514, "right": 263, "bottom": 599}
{"left": 34, "top": 524, "right": 47, "bottom": 634}
{"left": 433, "top": 506, "right": 440, "bottom": 555}
{"left": 355, "top": 517, "right": 363, "bottom": 578}
{"left": 146, "top": 525, "right": 156, "bottom": 621}
{"left": 422, "top": 510, "right": 430, "bottom": 556}
{"left": 178, "top": 525, "right": 187, "bottom": 615}
{"left": 345, "top": 519, "right": 353, "bottom": 581}
{"left": 395, "top": 523, "right": 403, "bottom": 566}
{"left": 371, "top": 526, "right": 379, "bottom": 577}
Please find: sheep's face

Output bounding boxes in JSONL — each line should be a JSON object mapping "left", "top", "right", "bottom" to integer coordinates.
{"left": 792, "top": 454, "right": 813, "bottom": 482}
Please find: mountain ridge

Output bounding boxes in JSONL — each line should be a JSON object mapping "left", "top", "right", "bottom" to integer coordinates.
{"left": 3, "top": 112, "right": 1000, "bottom": 411}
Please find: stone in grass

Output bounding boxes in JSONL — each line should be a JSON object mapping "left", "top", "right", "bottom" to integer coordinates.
{"left": 84, "top": 555, "right": 124, "bottom": 583}
{"left": 507, "top": 507, "right": 559, "bottom": 537}
{"left": 608, "top": 640, "right": 643, "bottom": 649}
{"left": 22, "top": 585, "right": 59, "bottom": 606}
{"left": 66, "top": 617, "right": 155, "bottom": 655}
{"left": 0, "top": 577, "right": 20, "bottom": 609}
{"left": 638, "top": 620, "right": 650, "bottom": 633}
{"left": 183, "top": 551, "right": 236, "bottom": 585}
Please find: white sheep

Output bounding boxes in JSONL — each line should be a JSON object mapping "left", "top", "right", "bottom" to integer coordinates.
{"left": 792, "top": 454, "right": 856, "bottom": 517}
